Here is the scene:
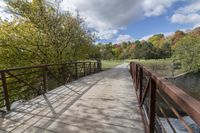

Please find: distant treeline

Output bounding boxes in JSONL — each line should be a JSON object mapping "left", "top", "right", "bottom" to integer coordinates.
{"left": 0, "top": 0, "right": 200, "bottom": 72}
{"left": 96, "top": 27, "right": 200, "bottom": 72}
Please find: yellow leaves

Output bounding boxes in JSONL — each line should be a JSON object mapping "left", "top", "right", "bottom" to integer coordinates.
{"left": 0, "top": 0, "right": 94, "bottom": 67}
{"left": 148, "top": 34, "right": 165, "bottom": 48}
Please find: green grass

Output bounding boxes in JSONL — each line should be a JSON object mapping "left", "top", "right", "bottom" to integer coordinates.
{"left": 101, "top": 59, "right": 184, "bottom": 77}
{"left": 126, "top": 59, "right": 184, "bottom": 77}
{"left": 102, "top": 60, "right": 123, "bottom": 70}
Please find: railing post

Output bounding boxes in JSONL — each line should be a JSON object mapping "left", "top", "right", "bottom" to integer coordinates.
{"left": 92, "top": 62, "right": 95, "bottom": 73}
{"left": 135, "top": 64, "right": 137, "bottom": 84}
{"left": 94, "top": 62, "right": 96, "bottom": 72}
{"left": 83, "top": 62, "right": 86, "bottom": 76}
{"left": 97, "top": 60, "right": 102, "bottom": 72}
{"left": 1, "top": 72, "right": 10, "bottom": 111}
{"left": 139, "top": 67, "right": 143, "bottom": 103}
{"left": 135, "top": 64, "right": 138, "bottom": 89}
{"left": 89, "top": 62, "right": 92, "bottom": 74}
{"left": 75, "top": 62, "right": 78, "bottom": 79}
{"left": 149, "top": 78, "right": 156, "bottom": 133}
{"left": 42, "top": 67, "right": 48, "bottom": 93}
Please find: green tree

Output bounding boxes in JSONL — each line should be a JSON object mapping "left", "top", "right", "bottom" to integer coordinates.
{"left": 0, "top": 0, "right": 94, "bottom": 68}
{"left": 148, "top": 34, "right": 165, "bottom": 48}
{"left": 160, "top": 41, "right": 172, "bottom": 58}
{"left": 133, "top": 41, "right": 159, "bottom": 59}
{"left": 99, "top": 43, "right": 114, "bottom": 60}
{"left": 174, "top": 35, "right": 200, "bottom": 72}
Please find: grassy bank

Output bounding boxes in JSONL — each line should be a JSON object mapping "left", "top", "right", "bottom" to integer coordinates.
{"left": 126, "top": 59, "right": 184, "bottom": 77}
{"left": 102, "top": 60, "right": 123, "bottom": 70}
{"left": 101, "top": 59, "right": 184, "bottom": 77}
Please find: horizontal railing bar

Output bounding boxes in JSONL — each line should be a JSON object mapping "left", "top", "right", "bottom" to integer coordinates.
{"left": 158, "top": 106, "right": 177, "bottom": 133}
{"left": 157, "top": 89, "right": 194, "bottom": 132}
{"left": 5, "top": 70, "right": 42, "bottom": 79}
{"left": 132, "top": 62, "right": 200, "bottom": 126}
{"left": 155, "top": 115, "right": 167, "bottom": 133}
{"left": 0, "top": 61, "right": 96, "bottom": 73}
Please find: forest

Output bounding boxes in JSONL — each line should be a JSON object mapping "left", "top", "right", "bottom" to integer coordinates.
{"left": 0, "top": 0, "right": 98, "bottom": 69}
{"left": 97, "top": 28, "right": 200, "bottom": 72}
{"left": 0, "top": 0, "right": 200, "bottom": 73}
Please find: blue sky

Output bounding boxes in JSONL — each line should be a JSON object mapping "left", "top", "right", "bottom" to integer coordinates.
{"left": 114, "top": 1, "right": 193, "bottom": 41}
{"left": 1, "top": 0, "right": 200, "bottom": 44}
{"left": 61, "top": 0, "right": 200, "bottom": 44}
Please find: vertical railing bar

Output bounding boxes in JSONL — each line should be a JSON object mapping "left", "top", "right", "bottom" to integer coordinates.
{"left": 149, "top": 78, "right": 156, "bottom": 133}
{"left": 0, "top": 72, "right": 10, "bottom": 111}
{"left": 139, "top": 67, "right": 143, "bottom": 103}
{"left": 155, "top": 114, "right": 167, "bottom": 133}
{"left": 158, "top": 106, "right": 177, "bottom": 133}
{"left": 89, "top": 62, "right": 92, "bottom": 74}
{"left": 75, "top": 62, "right": 78, "bottom": 79}
{"left": 83, "top": 62, "right": 86, "bottom": 76}
{"left": 93, "top": 62, "right": 95, "bottom": 73}
{"left": 42, "top": 66, "right": 48, "bottom": 93}
{"left": 98, "top": 60, "right": 102, "bottom": 72}
{"left": 86, "top": 63, "right": 88, "bottom": 75}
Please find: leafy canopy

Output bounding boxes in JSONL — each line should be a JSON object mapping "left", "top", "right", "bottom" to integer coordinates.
{"left": 0, "top": 0, "right": 96, "bottom": 68}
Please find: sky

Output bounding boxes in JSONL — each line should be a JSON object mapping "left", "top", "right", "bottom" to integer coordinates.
{"left": 1, "top": 0, "right": 200, "bottom": 44}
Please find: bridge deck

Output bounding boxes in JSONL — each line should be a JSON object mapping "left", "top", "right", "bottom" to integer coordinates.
{"left": 0, "top": 64, "right": 144, "bottom": 133}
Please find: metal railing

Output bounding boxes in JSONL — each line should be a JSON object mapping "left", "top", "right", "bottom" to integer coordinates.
{"left": 130, "top": 62, "right": 200, "bottom": 133}
{"left": 0, "top": 61, "right": 101, "bottom": 112}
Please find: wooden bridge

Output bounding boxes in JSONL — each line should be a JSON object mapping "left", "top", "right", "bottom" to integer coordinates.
{"left": 0, "top": 61, "right": 199, "bottom": 133}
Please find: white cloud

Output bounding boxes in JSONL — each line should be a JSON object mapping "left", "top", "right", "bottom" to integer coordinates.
{"left": 0, "top": 0, "right": 6, "bottom": 7}
{"left": 143, "top": 0, "right": 178, "bottom": 17}
{"left": 62, "top": 0, "right": 142, "bottom": 31}
{"left": 115, "top": 34, "right": 135, "bottom": 44}
{"left": 170, "top": 0, "right": 200, "bottom": 27}
{"left": 61, "top": 0, "right": 179, "bottom": 40}
{"left": 171, "top": 13, "right": 200, "bottom": 25}
{"left": 0, "top": 0, "right": 181, "bottom": 40}
{"left": 175, "top": 1, "right": 200, "bottom": 14}
{"left": 0, "top": 0, "right": 8, "bottom": 20}
{"left": 94, "top": 29, "right": 118, "bottom": 40}
{"left": 140, "top": 34, "right": 154, "bottom": 41}
{"left": 140, "top": 32, "right": 174, "bottom": 40}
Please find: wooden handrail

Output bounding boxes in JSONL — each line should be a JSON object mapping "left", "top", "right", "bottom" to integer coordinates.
{"left": 130, "top": 62, "right": 200, "bottom": 133}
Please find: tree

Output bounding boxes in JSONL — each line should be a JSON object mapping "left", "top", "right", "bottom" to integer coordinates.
{"left": 99, "top": 43, "right": 114, "bottom": 60}
{"left": 174, "top": 35, "right": 200, "bottom": 72}
{"left": 133, "top": 41, "right": 158, "bottom": 59}
{"left": 88, "top": 45, "right": 101, "bottom": 60}
{"left": 0, "top": 0, "right": 94, "bottom": 68}
{"left": 171, "top": 30, "right": 185, "bottom": 49}
{"left": 160, "top": 41, "right": 172, "bottom": 58}
{"left": 148, "top": 34, "right": 165, "bottom": 48}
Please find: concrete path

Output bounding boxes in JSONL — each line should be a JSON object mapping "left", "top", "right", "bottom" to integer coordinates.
{"left": 0, "top": 64, "right": 144, "bottom": 133}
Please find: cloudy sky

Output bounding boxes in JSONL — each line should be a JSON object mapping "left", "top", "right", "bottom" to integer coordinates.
{"left": 1, "top": 0, "right": 200, "bottom": 43}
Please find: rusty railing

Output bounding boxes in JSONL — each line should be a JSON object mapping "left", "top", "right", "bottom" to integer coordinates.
{"left": 0, "top": 61, "right": 101, "bottom": 112}
{"left": 130, "top": 62, "right": 200, "bottom": 133}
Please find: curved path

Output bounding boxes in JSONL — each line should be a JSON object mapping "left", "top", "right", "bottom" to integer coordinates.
{"left": 0, "top": 64, "right": 144, "bottom": 133}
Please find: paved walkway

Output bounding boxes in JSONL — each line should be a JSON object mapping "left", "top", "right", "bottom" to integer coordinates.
{"left": 0, "top": 64, "right": 144, "bottom": 133}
